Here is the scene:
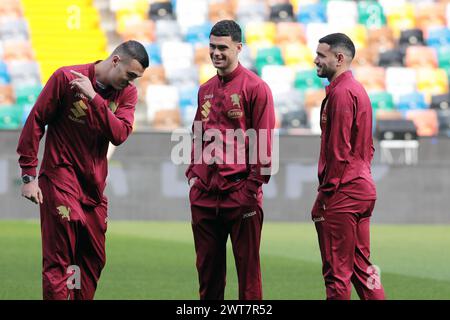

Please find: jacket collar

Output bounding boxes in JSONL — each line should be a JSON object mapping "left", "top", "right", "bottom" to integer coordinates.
{"left": 325, "top": 70, "right": 353, "bottom": 95}
{"left": 217, "top": 63, "right": 243, "bottom": 83}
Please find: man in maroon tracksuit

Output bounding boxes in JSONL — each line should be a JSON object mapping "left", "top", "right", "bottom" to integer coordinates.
{"left": 311, "top": 33, "right": 386, "bottom": 300}
{"left": 17, "top": 41, "right": 148, "bottom": 300}
{"left": 186, "top": 20, "right": 275, "bottom": 300}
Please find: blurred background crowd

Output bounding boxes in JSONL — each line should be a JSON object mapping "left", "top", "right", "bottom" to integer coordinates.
{"left": 1, "top": 0, "right": 450, "bottom": 138}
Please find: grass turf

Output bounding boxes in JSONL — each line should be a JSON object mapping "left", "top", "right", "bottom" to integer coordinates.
{"left": 0, "top": 220, "right": 449, "bottom": 300}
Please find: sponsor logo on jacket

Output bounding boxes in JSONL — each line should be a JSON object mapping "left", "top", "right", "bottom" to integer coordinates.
{"left": 201, "top": 100, "right": 211, "bottom": 121}
{"left": 69, "top": 100, "right": 88, "bottom": 124}
{"left": 228, "top": 93, "right": 243, "bottom": 119}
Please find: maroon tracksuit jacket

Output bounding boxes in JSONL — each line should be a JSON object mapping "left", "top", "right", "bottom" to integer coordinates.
{"left": 186, "top": 63, "right": 275, "bottom": 300}
{"left": 186, "top": 63, "right": 275, "bottom": 194}
{"left": 312, "top": 70, "right": 385, "bottom": 300}
{"left": 17, "top": 62, "right": 137, "bottom": 299}
{"left": 317, "top": 70, "right": 376, "bottom": 200}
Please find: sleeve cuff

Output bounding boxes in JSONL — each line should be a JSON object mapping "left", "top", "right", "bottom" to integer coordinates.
{"left": 21, "top": 168, "right": 36, "bottom": 177}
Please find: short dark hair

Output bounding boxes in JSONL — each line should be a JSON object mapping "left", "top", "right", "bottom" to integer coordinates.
{"left": 210, "top": 20, "right": 242, "bottom": 42}
{"left": 112, "top": 40, "right": 149, "bottom": 69}
{"left": 318, "top": 33, "right": 355, "bottom": 59}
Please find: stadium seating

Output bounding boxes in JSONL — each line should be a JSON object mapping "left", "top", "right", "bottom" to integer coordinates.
{"left": 327, "top": 0, "right": 358, "bottom": 29}
{"left": 185, "top": 23, "right": 213, "bottom": 46}
{"left": 145, "top": 84, "right": 179, "bottom": 125}
{"left": 178, "top": 85, "right": 198, "bottom": 127}
{"left": 0, "top": 84, "right": 14, "bottom": 105}
{"left": 430, "top": 93, "right": 450, "bottom": 111}
{"left": 148, "top": 1, "right": 175, "bottom": 21}
{"left": 155, "top": 19, "right": 182, "bottom": 42}
{"left": 427, "top": 27, "right": 450, "bottom": 49}
{"left": 255, "top": 46, "right": 284, "bottom": 75}
{"left": 0, "top": 0, "right": 449, "bottom": 137}
{"left": 415, "top": 2, "right": 446, "bottom": 31}
{"left": 21, "top": 0, "right": 108, "bottom": 83}
{"left": 406, "top": 109, "right": 439, "bottom": 137}
{"left": 367, "top": 26, "right": 396, "bottom": 54}
{"left": 275, "top": 22, "right": 306, "bottom": 46}
{"left": 297, "top": 3, "right": 327, "bottom": 24}
{"left": 416, "top": 68, "right": 448, "bottom": 98}
{"left": 236, "top": 1, "right": 266, "bottom": 26}
{"left": 405, "top": 46, "right": 438, "bottom": 68}
{"left": 354, "top": 66, "right": 386, "bottom": 92}
{"left": 357, "top": 0, "right": 386, "bottom": 29}
{"left": 397, "top": 92, "right": 427, "bottom": 111}
{"left": 175, "top": 0, "right": 208, "bottom": 34}
{"left": 437, "top": 109, "right": 450, "bottom": 137}
{"left": 282, "top": 42, "right": 314, "bottom": 68}
{"left": 385, "top": 67, "right": 417, "bottom": 102}
{"left": 0, "top": 104, "right": 21, "bottom": 129}
{"left": 353, "top": 46, "right": 377, "bottom": 67}
{"left": 269, "top": 3, "right": 295, "bottom": 23}
{"left": 294, "top": 69, "right": 324, "bottom": 91}
{"left": 369, "top": 91, "right": 395, "bottom": 111}
{"left": 386, "top": 3, "right": 416, "bottom": 38}
{"left": 245, "top": 21, "right": 277, "bottom": 46}
{"left": 208, "top": 1, "right": 235, "bottom": 23}
{"left": 262, "top": 65, "right": 294, "bottom": 95}
{"left": 0, "top": 61, "right": 11, "bottom": 84}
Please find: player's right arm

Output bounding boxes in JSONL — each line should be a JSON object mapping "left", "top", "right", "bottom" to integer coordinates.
{"left": 17, "top": 69, "right": 65, "bottom": 204}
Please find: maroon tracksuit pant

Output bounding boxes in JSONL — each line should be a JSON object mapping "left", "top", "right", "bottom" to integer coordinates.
{"left": 39, "top": 176, "right": 107, "bottom": 300}
{"left": 190, "top": 182, "right": 264, "bottom": 300}
{"left": 312, "top": 191, "right": 386, "bottom": 300}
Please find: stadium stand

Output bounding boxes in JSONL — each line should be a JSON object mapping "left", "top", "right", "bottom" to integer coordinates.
{"left": 1, "top": 0, "right": 449, "bottom": 137}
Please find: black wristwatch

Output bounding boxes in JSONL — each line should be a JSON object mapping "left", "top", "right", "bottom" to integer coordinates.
{"left": 22, "top": 175, "right": 36, "bottom": 184}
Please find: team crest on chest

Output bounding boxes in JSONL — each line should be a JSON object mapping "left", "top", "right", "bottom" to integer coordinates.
{"left": 227, "top": 93, "right": 243, "bottom": 119}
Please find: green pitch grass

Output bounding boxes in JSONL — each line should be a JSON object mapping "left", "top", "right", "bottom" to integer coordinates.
{"left": 1, "top": 220, "right": 449, "bottom": 299}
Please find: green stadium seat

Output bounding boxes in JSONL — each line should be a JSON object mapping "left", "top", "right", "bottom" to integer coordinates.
{"left": 0, "top": 104, "right": 22, "bottom": 129}
{"left": 357, "top": 1, "right": 386, "bottom": 29}
{"left": 15, "top": 85, "right": 42, "bottom": 107}
{"left": 255, "top": 47, "right": 284, "bottom": 75}
{"left": 369, "top": 92, "right": 394, "bottom": 111}
{"left": 436, "top": 46, "right": 450, "bottom": 69}
{"left": 294, "top": 69, "right": 324, "bottom": 91}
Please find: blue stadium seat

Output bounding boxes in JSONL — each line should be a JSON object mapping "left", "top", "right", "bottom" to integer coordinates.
{"left": 178, "top": 86, "right": 198, "bottom": 126}
{"left": 21, "top": 103, "right": 33, "bottom": 125}
{"left": 185, "top": 23, "right": 212, "bottom": 46}
{"left": 144, "top": 43, "right": 162, "bottom": 65}
{"left": 397, "top": 92, "right": 427, "bottom": 111}
{"left": 0, "top": 61, "right": 11, "bottom": 84}
{"left": 297, "top": 3, "right": 327, "bottom": 24}
{"left": 427, "top": 27, "right": 450, "bottom": 48}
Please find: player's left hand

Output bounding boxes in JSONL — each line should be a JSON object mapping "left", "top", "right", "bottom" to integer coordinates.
{"left": 70, "top": 70, "right": 96, "bottom": 100}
